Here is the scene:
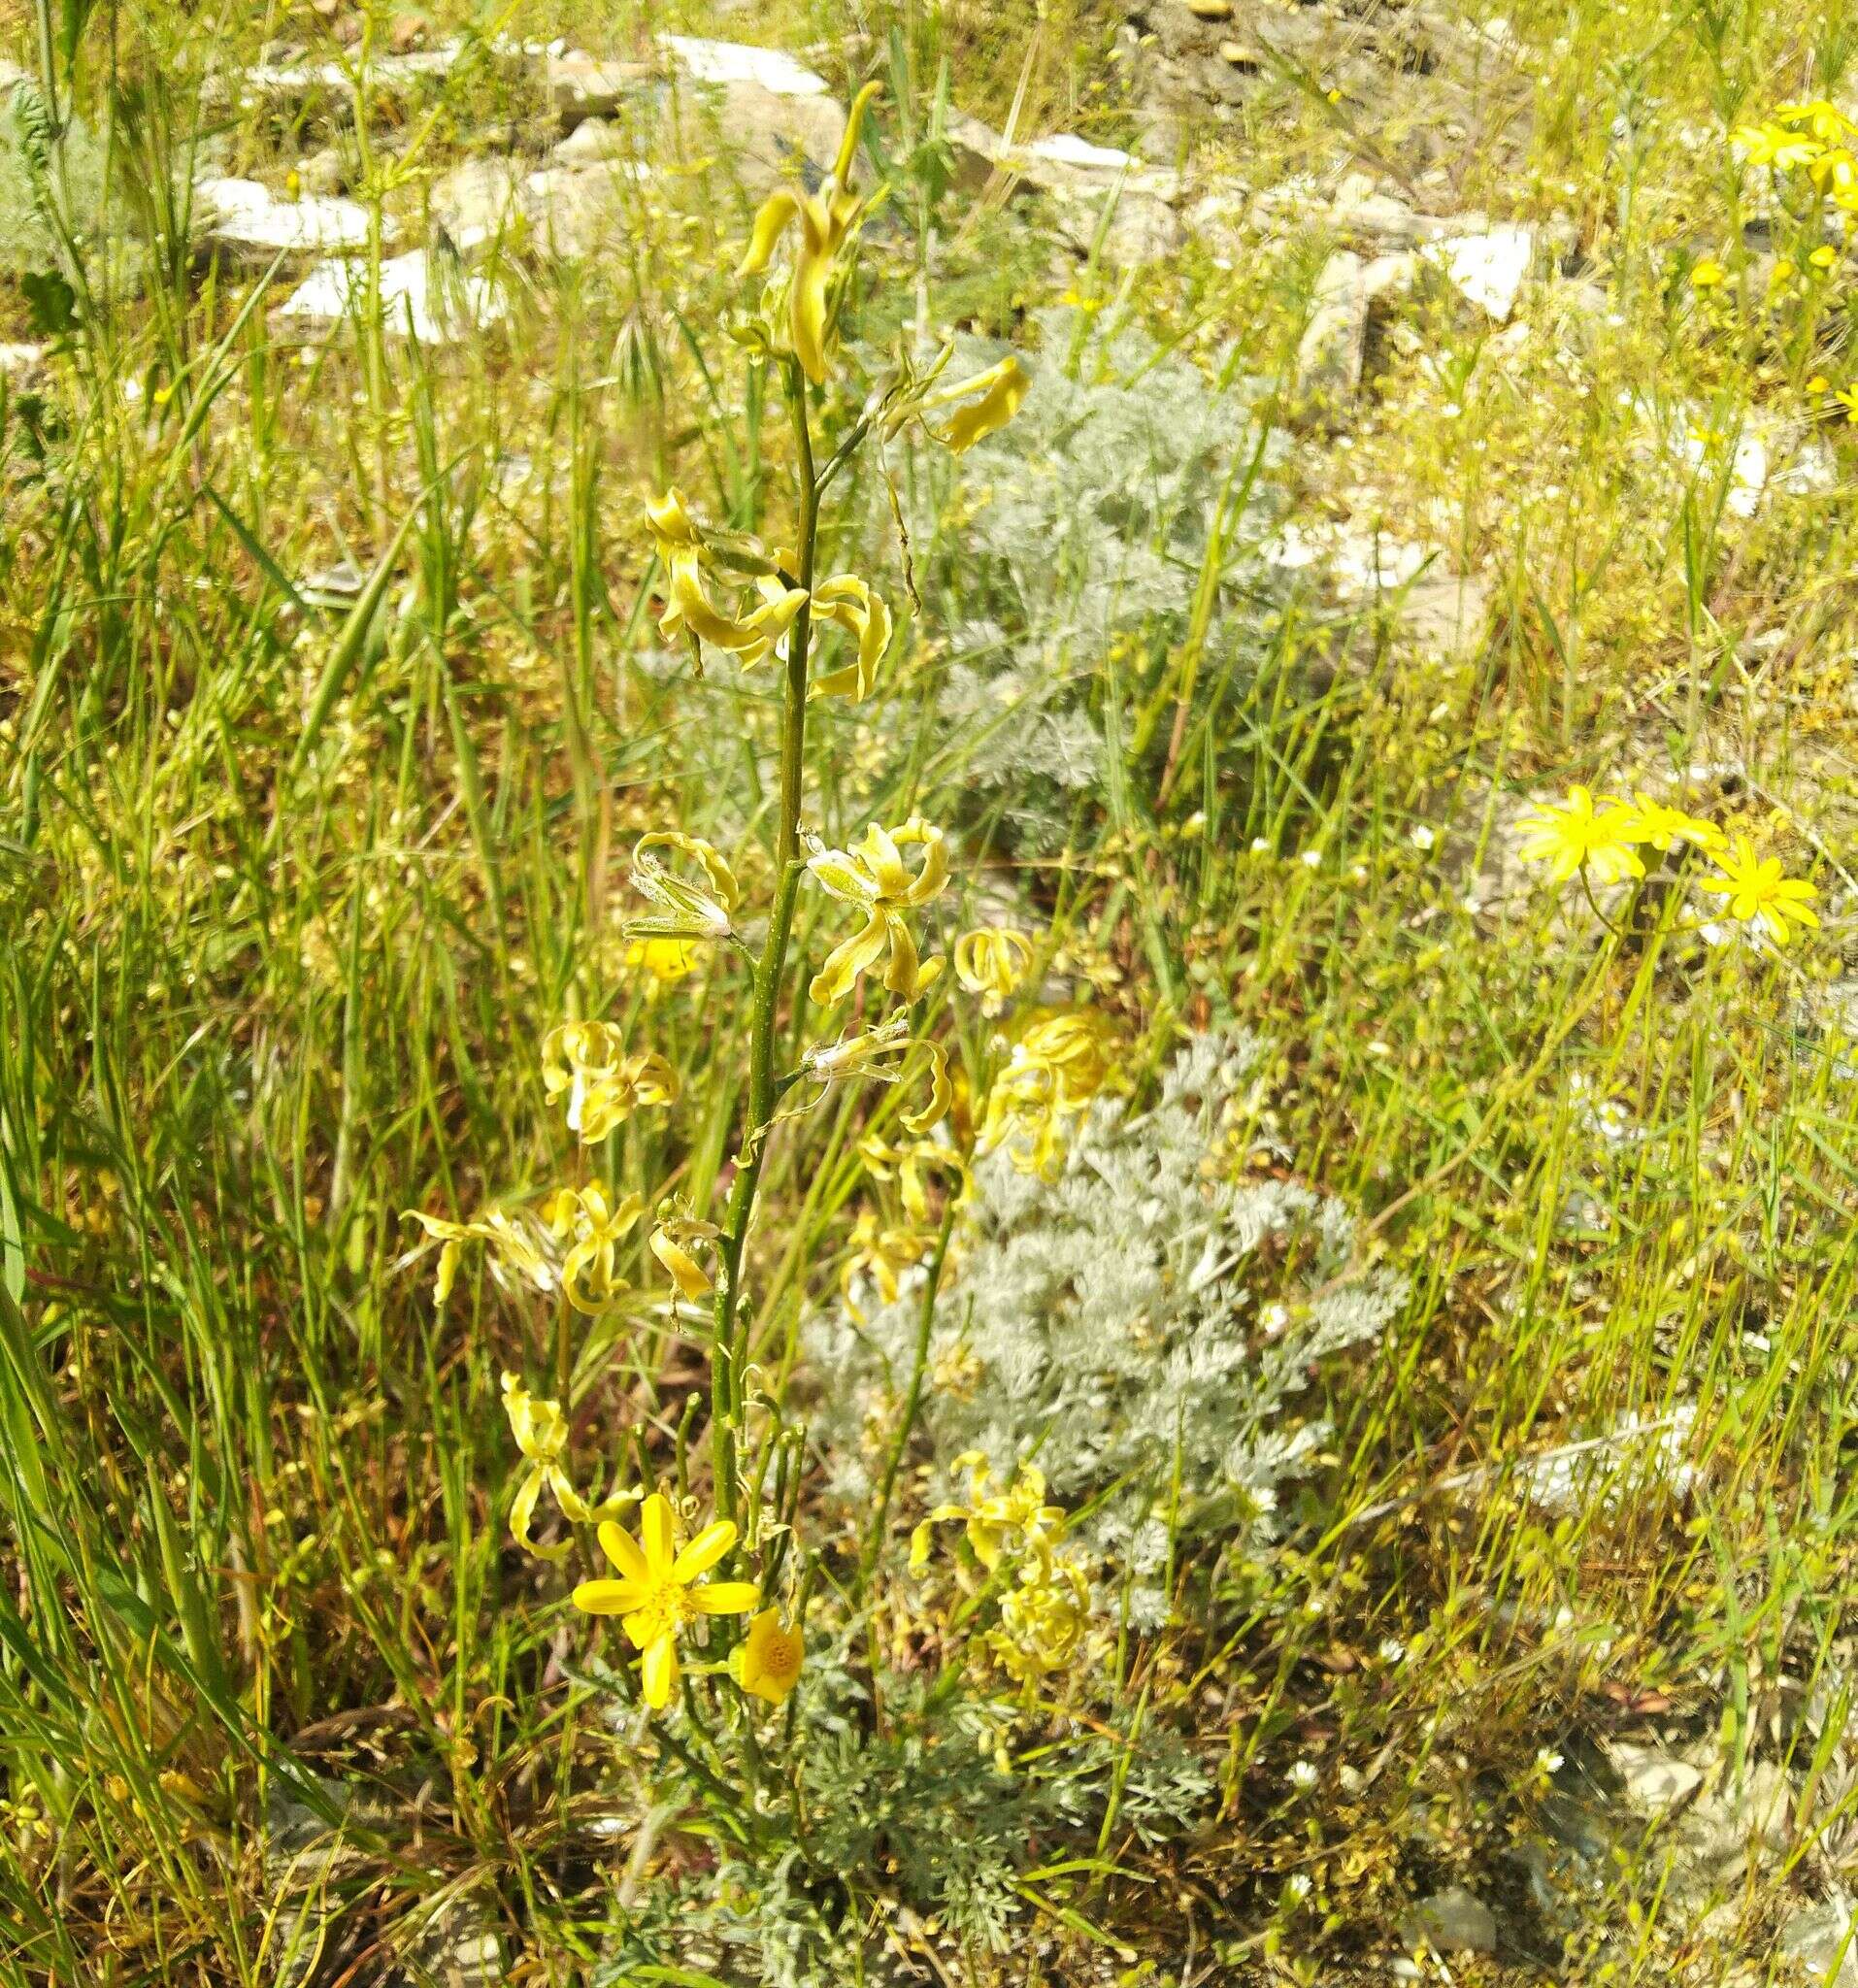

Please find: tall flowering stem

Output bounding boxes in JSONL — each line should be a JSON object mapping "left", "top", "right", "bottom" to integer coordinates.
{"left": 711, "top": 355, "right": 820, "bottom": 1527}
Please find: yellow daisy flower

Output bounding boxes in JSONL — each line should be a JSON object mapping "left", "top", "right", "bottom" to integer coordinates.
{"left": 1698, "top": 837, "right": 1819, "bottom": 945}
{"left": 572, "top": 1494, "right": 759, "bottom": 1710}
{"left": 735, "top": 1608, "right": 806, "bottom": 1706}
{"left": 1619, "top": 794, "right": 1723, "bottom": 854}
{"left": 1514, "top": 785, "right": 1646, "bottom": 885}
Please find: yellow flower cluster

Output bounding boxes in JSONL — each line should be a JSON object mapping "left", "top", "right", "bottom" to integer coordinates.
{"left": 542, "top": 1022, "right": 679, "bottom": 1144}
{"left": 1516, "top": 787, "right": 1818, "bottom": 945}
{"left": 1732, "top": 100, "right": 1858, "bottom": 206}
{"left": 911, "top": 1455, "right": 1092, "bottom": 1685}
{"left": 978, "top": 1007, "right": 1124, "bottom": 1176}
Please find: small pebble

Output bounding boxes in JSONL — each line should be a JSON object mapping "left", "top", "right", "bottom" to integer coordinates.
{"left": 1188, "top": 0, "right": 1234, "bottom": 16}
{"left": 1219, "top": 40, "right": 1261, "bottom": 69}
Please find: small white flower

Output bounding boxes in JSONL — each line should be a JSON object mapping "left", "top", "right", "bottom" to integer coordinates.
{"left": 1250, "top": 837, "right": 1272, "bottom": 855}
{"left": 1284, "top": 1872, "right": 1312, "bottom": 1904}
{"left": 1259, "top": 1301, "right": 1290, "bottom": 1337}
{"left": 1410, "top": 824, "right": 1436, "bottom": 851}
{"left": 1288, "top": 1759, "right": 1319, "bottom": 1793}
{"left": 1338, "top": 1763, "right": 1365, "bottom": 1795}
{"left": 1367, "top": 1041, "right": 1392, "bottom": 1058}
{"left": 1299, "top": 847, "right": 1322, "bottom": 869}
{"left": 1377, "top": 1636, "right": 1407, "bottom": 1664}
{"left": 1534, "top": 1747, "right": 1564, "bottom": 1777}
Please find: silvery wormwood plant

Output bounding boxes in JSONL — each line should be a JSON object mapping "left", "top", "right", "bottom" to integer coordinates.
{"left": 810, "top": 1030, "right": 1406, "bottom": 1627}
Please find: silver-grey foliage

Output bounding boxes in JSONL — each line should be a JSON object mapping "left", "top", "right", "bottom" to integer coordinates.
{"left": 812, "top": 1030, "right": 1405, "bottom": 1626}
{"left": 906, "top": 309, "right": 1287, "bottom": 846}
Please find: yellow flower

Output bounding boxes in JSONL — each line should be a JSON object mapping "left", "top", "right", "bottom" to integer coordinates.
{"left": 1732, "top": 121, "right": 1823, "bottom": 169}
{"left": 1807, "top": 374, "right": 1831, "bottom": 394}
{"left": 1808, "top": 147, "right": 1858, "bottom": 197}
{"left": 737, "top": 81, "right": 881, "bottom": 382}
{"left": 501, "top": 1373, "right": 635, "bottom": 1562}
{"left": 807, "top": 819, "right": 950, "bottom": 1004}
{"left": 623, "top": 937, "right": 702, "bottom": 981}
{"left": 954, "top": 926, "right": 1036, "bottom": 1014}
{"left": 649, "top": 1205, "right": 720, "bottom": 1302}
{"left": 1833, "top": 387, "right": 1858, "bottom": 425}
{"left": 839, "top": 1209, "right": 933, "bottom": 1316}
{"left": 1619, "top": 794, "right": 1723, "bottom": 854}
{"left": 629, "top": 831, "right": 740, "bottom": 943}
{"left": 990, "top": 1550, "right": 1092, "bottom": 1684}
{"left": 542, "top": 1022, "right": 680, "bottom": 1143}
{"left": 1809, "top": 245, "right": 1841, "bottom": 271}
{"left": 1689, "top": 258, "right": 1726, "bottom": 289}
{"left": 858, "top": 1130, "right": 967, "bottom": 1224}
{"left": 1777, "top": 98, "right": 1858, "bottom": 144}
{"left": 916, "top": 354, "right": 1033, "bottom": 454}
{"left": 734, "top": 1607, "right": 805, "bottom": 1706}
{"left": 545, "top": 1183, "right": 645, "bottom": 1315}
{"left": 911, "top": 1453, "right": 1067, "bottom": 1575}
{"left": 804, "top": 1013, "right": 952, "bottom": 1134}
{"left": 1514, "top": 785, "right": 1646, "bottom": 886}
{"left": 808, "top": 575, "right": 894, "bottom": 701}
{"left": 1698, "top": 836, "right": 1819, "bottom": 945}
{"left": 978, "top": 1007, "right": 1123, "bottom": 1176}
{"left": 572, "top": 1493, "right": 760, "bottom": 1709}
{"left": 402, "top": 1208, "right": 556, "bottom": 1304}
{"left": 646, "top": 488, "right": 809, "bottom": 669}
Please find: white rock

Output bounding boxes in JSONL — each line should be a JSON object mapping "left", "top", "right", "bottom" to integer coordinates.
{"left": 1780, "top": 1895, "right": 1858, "bottom": 1987}
{"left": 1296, "top": 250, "right": 1371, "bottom": 400}
{"left": 1021, "top": 132, "right": 1138, "bottom": 173}
{"left": 554, "top": 116, "right": 635, "bottom": 164}
{"left": 1330, "top": 171, "right": 1461, "bottom": 245}
{"left": 1606, "top": 1740, "right": 1704, "bottom": 1818}
{"left": 1428, "top": 223, "right": 1534, "bottom": 321}
{"left": 522, "top": 168, "right": 626, "bottom": 258}
{"left": 1005, "top": 131, "right": 1179, "bottom": 205}
{"left": 1053, "top": 187, "right": 1182, "bottom": 265}
{"left": 547, "top": 49, "right": 655, "bottom": 122}
{"left": 431, "top": 158, "right": 528, "bottom": 256}
{"left": 1405, "top": 1887, "right": 1498, "bottom": 1955}
{"left": 197, "top": 177, "right": 384, "bottom": 261}
{"left": 242, "top": 48, "right": 461, "bottom": 109}
{"left": 273, "top": 248, "right": 505, "bottom": 344}
{"left": 663, "top": 35, "right": 830, "bottom": 97}
{"left": 663, "top": 37, "right": 847, "bottom": 186}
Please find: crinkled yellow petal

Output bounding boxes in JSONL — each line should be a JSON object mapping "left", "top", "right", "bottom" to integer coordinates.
{"left": 882, "top": 911, "right": 921, "bottom": 999}
{"left": 834, "top": 80, "right": 883, "bottom": 188}
{"left": 433, "top": 1237, "right": 461, "bottom": 1304}
{"left": 855, "top": 822, "right": 911, "bottom": 899}
{"left": 901, "top": 1044, "right": 952, "bottom": 1136}
{"left": 739, "top": 190, "right": 801, "bottom": 277}
{"left": 790, "top": 195, "right": 837, "bottom": 384}
{"left": 651, "top": 1225, "right": 714, "bottom": 1301}
{"left": 933, "top": 355, "right": 1031, "bottom": 453}
{"left": 810, "top": 908, "right": 891, "bottom": 1005}
{"left": 645, "top": 487, "right": 704, "bottom": 549}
